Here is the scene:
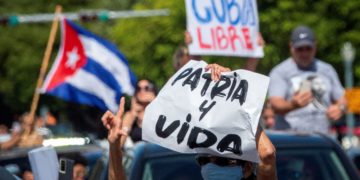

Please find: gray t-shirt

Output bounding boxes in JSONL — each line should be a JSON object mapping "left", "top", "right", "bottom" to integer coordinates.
{"left": 268, "top": 58, "right": 344, "bottom": 134}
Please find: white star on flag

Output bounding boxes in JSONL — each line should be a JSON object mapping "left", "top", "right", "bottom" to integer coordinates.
{"left": 66, "top": 47, "right": 80, "bottom": 69}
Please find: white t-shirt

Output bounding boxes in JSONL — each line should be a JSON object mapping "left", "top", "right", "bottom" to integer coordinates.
{"left": 268, "top": 58, "right": 344, "bottom": 134}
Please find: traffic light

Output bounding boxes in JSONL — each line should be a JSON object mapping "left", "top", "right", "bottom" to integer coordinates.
{"left": 0, "top": 16, "right": 19, "bottom": 26}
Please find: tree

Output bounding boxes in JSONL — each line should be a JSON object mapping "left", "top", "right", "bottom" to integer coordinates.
{"left": 1, "top": 0, "right": 360, "bottom": 131}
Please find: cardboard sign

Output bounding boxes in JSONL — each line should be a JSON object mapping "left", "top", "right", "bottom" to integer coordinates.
{"left": 185, "top": 0, "right": 263, "bottom": 57}
{"left": 143, "top": 60, "right": 269, "bottom": 162}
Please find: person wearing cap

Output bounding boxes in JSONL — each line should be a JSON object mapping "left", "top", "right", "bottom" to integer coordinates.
{"left": 268, "top": 25, "right": 347, "bottom": 134}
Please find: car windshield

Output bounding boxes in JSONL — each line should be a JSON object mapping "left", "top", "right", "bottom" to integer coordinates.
{"left": 141, "top": 155, "right": 202, "bottom": 180}
{"left": 277, "top": 148, "right": 350, "bottom": 180}
{"left": 131, "top": 146, "right": 354, "bottom": 180}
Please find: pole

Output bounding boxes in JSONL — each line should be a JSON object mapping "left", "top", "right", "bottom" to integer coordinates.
{"left": 29, "top": 5, "right": 62, "bottom": 124}
{"left": 344, "top": 60, "right": 355, "bottom": 138}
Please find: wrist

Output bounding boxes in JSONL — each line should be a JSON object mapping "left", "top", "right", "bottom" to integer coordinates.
{"left": 129, "top": 110, "right": 138, "bottom": 117}
{"left": 290, "top": 99, "right": 299, "bottom": 110}
{"left": 109, "top": 139, "right": 122, "bottom": 150}
{"left": 338, "top": 104, "right": 347, "bottom": 114}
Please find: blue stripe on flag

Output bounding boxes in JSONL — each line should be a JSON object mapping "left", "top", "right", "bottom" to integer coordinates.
{"left": 82, "top": 57, "right": 123, "bottom": 101}
{"left": 47, "top": 83, "right": 109, "bottom": 111}
{"left": 66, "top": 19, "right": 137, "bottom": 88}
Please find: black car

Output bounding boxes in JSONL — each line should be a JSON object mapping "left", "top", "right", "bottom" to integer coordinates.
{"left": 124, "top": 131, "right": 359, "bottom": 180}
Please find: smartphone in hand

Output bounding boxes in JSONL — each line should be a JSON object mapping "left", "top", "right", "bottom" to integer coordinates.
{"left": 299, "top": 79, "right": 311, "bottom": 93}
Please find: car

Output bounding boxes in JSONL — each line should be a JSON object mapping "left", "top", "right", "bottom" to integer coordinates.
{"left": 0, "top": 142, "right": 104, "bottom": 178}
{"left": 347, "top": 147, "right": 360, "bottom": 174}
{"left": 122, "top": 130, "right": 359, "bottom": 180}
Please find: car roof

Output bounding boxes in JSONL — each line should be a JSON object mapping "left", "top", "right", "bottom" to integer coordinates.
{"left": 0, "top": 144, "right": 103, "bottom": 161}
{"left": 266, "top": 130, "right": 336, "bottom": 149}
{"left": 135, "top": 130, "right": 337, "bottom": 159}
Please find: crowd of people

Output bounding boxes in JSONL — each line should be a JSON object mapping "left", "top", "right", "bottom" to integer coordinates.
{"left": 102, "top": 25, "right": 348, "bottom": 180}
{"left": 0, "top": 25, "right": 348, "bottom": 180}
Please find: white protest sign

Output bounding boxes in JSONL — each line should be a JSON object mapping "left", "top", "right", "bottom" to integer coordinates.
{"left": 185, "top": 0, "right": 263, "bottom": 58}
{"left": 143, "top": 60, "right": 269, "bottom": 162}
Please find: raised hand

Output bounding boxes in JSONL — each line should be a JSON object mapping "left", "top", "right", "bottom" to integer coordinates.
{"left": 101, "top": 97, "right": 128, "bottom": 144}
{"left": 205, "top": 63, "right": 231, "bottom": 82}
{"left": 184, "top": 31, "right": 193, "bottom": 45}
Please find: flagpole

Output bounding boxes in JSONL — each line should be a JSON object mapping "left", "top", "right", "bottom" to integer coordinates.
{"left": 29, "top": 5, "right": 62, "bottom": 124}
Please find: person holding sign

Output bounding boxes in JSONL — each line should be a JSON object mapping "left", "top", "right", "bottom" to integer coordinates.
{"left": 102, "top": 63, "right": 276, "bottom": 180}
{"left": 194, "top": 63, "right": 276, "bottom": 180}
{"left": 142, "top": 60, "right": 275, "bottom": 180}
{"left": 268, "top": 26, "right": 347, "bottom": 134}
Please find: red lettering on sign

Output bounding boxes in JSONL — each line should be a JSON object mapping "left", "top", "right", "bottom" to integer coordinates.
{"left": 228, "top": 26, "right": 244, "bottom": 51}
{"left": 197, "top": 27, "right": 211, "bottom": 49}
{"left": 216, "top": 26, "right": 229, "bottom": 50}
{"left": 241, "top": 27, "right": 253, "bottom": 50}
{"left": 196, "top": 26, "right": 255, "bottom": 52}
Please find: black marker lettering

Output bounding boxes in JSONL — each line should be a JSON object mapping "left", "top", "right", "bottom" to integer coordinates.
{"left": 217, "top": 134, "right": 242, "bottom": 155}
{"left": 231, "top": 79, "right": 248, "bottom": 106}
{"left": 211, "top": 76, "right": 231, "bottom": 99}
{"left": 182, "top": 68, "right": 203, "bottom": 91}
{"left": 201, "top": 73, "right": 212, "bottom": 96}
{"left": 155, "top": 115, "right": 180, "bottom": 138}
{"left": 172, "top": 68, "right": 193, "bottom": 86}
{"left": 199, "top": 100, "right": 216, "bottom": 121}
{"left": 226, "top": 73, "right": 238, "bottom": 101}
{"left": 177, "top": 114, "right": 191, "bottom": 144}
{"left": 187, "top": 127, "right": 217, "bottom": 148}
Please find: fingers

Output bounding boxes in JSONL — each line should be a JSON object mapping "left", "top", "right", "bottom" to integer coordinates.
{"left": 205, "top": 64, "right": 231, "bottom": 82}
{"left": 101, "top": 111, "right": 114, "bottom": 130}
{"left": 292, "top": 91, "right": 313, "bottom": 108}
{"left": 184, "top": 31, "right": 193, "bottom": 45}
{"left": 212, "top": 65, "right": 218, "bottom": 81}
{"left": 116, "top": 97, "right": 125, "bottom": 119}
{"left": 302, "top": 91, "right": 313, "bottom": 99}
{"left": 257, "top": 32, "right": 265, "bottom": 47}
{"left": 327, "top": 105, "right": 342, "bottom": 121}
{"left": 120, "top": 127, "right": 129, "bottom": 136}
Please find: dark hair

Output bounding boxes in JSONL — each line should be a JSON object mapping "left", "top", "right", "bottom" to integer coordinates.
{"left": 135, "top": 78, "right": 158, "bottom": 95}
{"left": 172, "top": 46, "right": 189, "bottom": 71}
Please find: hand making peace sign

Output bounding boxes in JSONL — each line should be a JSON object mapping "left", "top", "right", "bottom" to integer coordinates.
{"left": 101, "top": 97, "right": 129, "bottom": 144}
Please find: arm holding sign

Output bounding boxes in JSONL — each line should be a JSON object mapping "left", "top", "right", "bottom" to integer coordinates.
{"left": 101, "top": 97, "right": 128, "bottom": 180}
{"left": 207, "top": 64, "right": 276, "bottom": 180}
{"left": 256, "top": 127, "right": 277, "bottom": 180}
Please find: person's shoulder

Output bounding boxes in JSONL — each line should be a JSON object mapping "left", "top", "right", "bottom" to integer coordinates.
{"left": 315, "top": 59, "right": 337, "bottom": 72}
{"left": 270, "top": 58, "right": 293, "bottom": 74}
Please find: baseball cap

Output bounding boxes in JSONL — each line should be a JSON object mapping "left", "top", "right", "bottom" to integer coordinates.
{"left": 291, "top": 26, "right": 315, "bottom": 48}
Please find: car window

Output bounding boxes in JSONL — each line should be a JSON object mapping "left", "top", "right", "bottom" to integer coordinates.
{"left": 277, "top": 148, "right": 350, "bottom": 180}
{"left": 141, "top": 155, "right": 202, "bottom": 180}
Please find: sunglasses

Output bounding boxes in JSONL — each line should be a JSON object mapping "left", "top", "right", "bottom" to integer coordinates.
{"left": 136, "top": 84, "right": 155, "bottom": 92}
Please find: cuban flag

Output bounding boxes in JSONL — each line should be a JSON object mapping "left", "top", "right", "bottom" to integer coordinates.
{"left": 41, "top": 18, "right": 137, "bottom": 112}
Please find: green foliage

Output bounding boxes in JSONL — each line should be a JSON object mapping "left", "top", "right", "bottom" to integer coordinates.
{"left": 257, "top": 0, "right": 360, "bottom": 78}
{"left": 0, "top": 0, "right": 139, "bottom": 116}
{"left": 1, "top": 0, "right": 360, "bottom": 119}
